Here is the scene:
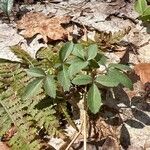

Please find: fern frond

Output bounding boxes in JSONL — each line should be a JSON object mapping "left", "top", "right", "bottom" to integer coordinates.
{"left": 0, "top": 43, "right": 75, "bottom": 149}
{"left": 0, "top": 88, "right": 50, "bottom": 150}
{"left": 58, "top": 102, "right": 78, "bottom": 131}
{"left": 36, "top": 46, "right": 60, "bottom": 70}
{"left": 33, "top": 107, "right": 60, "bottom": 135}
{"left": 10, "top": 45, "right": 37, "bottom": 65}
{"left": 0, "top": 64, "right": 49, "bottom": 148}
{"left": 0, "top": 103, "right": 12, "bottom": 136}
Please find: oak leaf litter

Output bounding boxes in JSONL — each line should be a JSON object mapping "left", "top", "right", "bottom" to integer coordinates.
{"left": 134, "top": 63, "right": 150, "bottom": 84}
{"left": 17, "top": 12, "right": 72, "bottom": 43}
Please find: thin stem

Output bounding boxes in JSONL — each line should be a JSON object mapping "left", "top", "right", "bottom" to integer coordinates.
{"left": 83, "top": 109, "right": 87, "bottom": 150}
{"left": 6, "top": 13, "right": 11, "bottom": 23}
{"left": 65, "top": 121, "right": 83, "bottom": 150}
{"left": 83, "top": 89, "right": 87, "bottom": 150}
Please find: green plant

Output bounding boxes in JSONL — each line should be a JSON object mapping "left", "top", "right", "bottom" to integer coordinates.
{"left": 0, "top": 0, "right": 14, "bottom": 17}
{"left": 0, "top": 46, "right": 74, "bottom": 149}
{"left": 24, "top": 42, "right": 133, "bottom": 114}
{"left": 135, "top": 0, "right": 150, "bottom": 21}
{"left": 0, "top": 41, "right": 133, "bottom": 149}
{"left": 0, "top": 63, "right": 63, "bottom": 149}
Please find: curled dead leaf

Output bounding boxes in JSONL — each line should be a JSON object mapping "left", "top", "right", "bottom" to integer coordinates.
{"left": 134, "top": 63, "right": 150, "bottom": 84}
{"left": 17, "top": 12, "right": 72, "bottom": 42}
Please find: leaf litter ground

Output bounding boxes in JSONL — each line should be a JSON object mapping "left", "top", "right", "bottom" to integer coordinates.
{"left": 0, "top": 0, "right": 150, "bottom": 149}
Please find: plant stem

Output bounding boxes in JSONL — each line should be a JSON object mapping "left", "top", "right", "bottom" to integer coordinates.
{"left": 83, "top": 109, "right": 87, "bottom": 150}
{"left": 6, "top": 13, "right": 10, "bottom": 23}
{"left": 83, "top": 90, "right": 87, "bottom": 150}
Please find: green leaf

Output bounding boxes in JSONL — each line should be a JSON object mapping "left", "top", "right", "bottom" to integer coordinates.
{"left": 0, "top": 0, "right": 14, "bottom": 15}
{"left": 10, "top": 45, "right": 35, "bottom": 65}
{"left": 54, "top": 63, "right": 61, "bottom": 69}
{"left": 66, "top": 57, "right": 82, "bottom": 65}
{"left": 108, "top": 69, "right": 133, "bottom": 89}
{"left": 95, "top": 53, "right": 107, "bottom": 65}
{"left": 95, "top": 74, "right": 119, "bottom": 87}
{"left": 43, "top": 74, "right": 56, "bottom": 98}
{"left": 57, "top": 66, "right": 71, "bottom": 91}
{"left": 87, "top": 84, "right": 102, "bottom": 114}
{"left": 6, "top": 0, "right": 14, "bottom": 14}
{"left": 143, "top": 7, "right": 150, "bottom": 16}
{"left": 26, "top": 67, "right": 46, "bottom": 78}
{"left": 72, "top": 74, "right": 92, "bottom": 85}
{"left": 59, "top": 41, "right": 74, "bottom": 62}
{"left": 108, "top": 63, "right": 131, "bottom": 71}
{"left": 89, "top": 60, "right": 99, "bottom": 69}
{"left": 22, "top": 78, "right": 43, "bottom": 100}
{"left": 68, "top": 60, "right": 88, "bottom": 79}
{"left": 96, "top": 68, "right": 133, "bottom": 89}
{"left": 87, "top": 44, "right": 98, "bottom": 60}
{"left": 72, "top": 44, "right": 85, "bottom": 59}
{"left": 140, "top": 15, "right": 150, "bottom": 21}
{"left": 134, "top": 0, "right": 147, "bottom": 15}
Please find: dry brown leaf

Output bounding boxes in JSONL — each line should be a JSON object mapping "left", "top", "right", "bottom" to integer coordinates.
{"left": 0, "top": 142, "right": 10, "bottom": 150}
{"left": 17, "top": 12, "right": 72, "bottom": 43}
{"left": 134, "top": 63, "right": 150, "bottom": 84}
{"left": 93, "top": 116, "right": 118, "bottom": 141}
{"left": 102, "top": 136, "right": 120, "bottom": 150}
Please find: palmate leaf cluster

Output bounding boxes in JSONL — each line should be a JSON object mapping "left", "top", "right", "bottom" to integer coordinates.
{"left": 0, "top": 46, "right": 72, "bottom": 149}
{"left": 24, "top": 41, "right": 133, "bottom": 114}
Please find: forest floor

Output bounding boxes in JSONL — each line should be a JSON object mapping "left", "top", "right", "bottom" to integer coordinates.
{"left": 0, "top": 0, "right": 150, "bottom": 149}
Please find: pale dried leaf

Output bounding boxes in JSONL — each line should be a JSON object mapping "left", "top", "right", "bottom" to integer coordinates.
{"left": 17, "top": 12, "right": 72, "bottom": 42}
{"left": 0, "top": 23, "right": 24, "bottom": 61}
{"left": 134, "top": 63, "right": 150, "bottom": 84}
